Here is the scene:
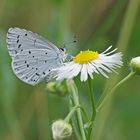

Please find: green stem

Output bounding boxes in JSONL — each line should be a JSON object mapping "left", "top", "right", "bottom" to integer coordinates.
{"left": 67, "top": 80, "right": 86, "bottom": 140}
{"left": 87, "top": 78, "right": 96, "bottom": 140}
{"left": 65, "top": 105, "right": 80, "bottom": 122}
{"left": 80, "top": 106, "right": 90, "bottom": 122}
{"left": 69, "top": 98, "right": 81, "bottom": 140}
{"left": 97, "top": 71, "right": 136, "bottom": 111}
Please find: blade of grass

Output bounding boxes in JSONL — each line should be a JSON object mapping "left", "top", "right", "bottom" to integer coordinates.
{"left": 94, "top": 0, "right": 140, "bottom": 140}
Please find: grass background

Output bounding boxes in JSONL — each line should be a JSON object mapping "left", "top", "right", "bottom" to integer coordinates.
{"left": 0, "top": 0, "right": 140, "bottom": 140}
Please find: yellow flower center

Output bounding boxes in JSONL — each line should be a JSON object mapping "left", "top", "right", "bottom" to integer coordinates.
{"left": 73, "top": 50, "right": 99, "bottom": 64}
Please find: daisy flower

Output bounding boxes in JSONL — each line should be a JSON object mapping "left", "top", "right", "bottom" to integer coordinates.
{"left": 53, "top": 46, "right": 123, "bottom": 81}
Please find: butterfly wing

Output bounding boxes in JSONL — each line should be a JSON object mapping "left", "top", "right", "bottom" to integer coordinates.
{"left": 12, "top": 49, "right": 61, "bottom": 85}
{"left": 6, "top": 27, "right": 65, "bottom": 85}
{"left": 7, "top": 27, "right": 59, "bottom": 58}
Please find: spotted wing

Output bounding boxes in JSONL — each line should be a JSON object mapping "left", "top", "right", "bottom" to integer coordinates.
{"left": 12, "top": 49, "right": 61, "bottom": 86}
{"left": 7, "top": 27, "right": 59, "bottom": 58}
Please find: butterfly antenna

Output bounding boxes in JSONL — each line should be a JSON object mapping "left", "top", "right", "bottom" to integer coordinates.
{"left": 63, "top": 35, "right": 78, "bottom": 48}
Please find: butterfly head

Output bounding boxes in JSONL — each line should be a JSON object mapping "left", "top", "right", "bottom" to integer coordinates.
{"left": 59, "top": 47, "right": 70, "bottom": 62}
{"left": 59, "top": 47, "right": 73, "bottom": 62}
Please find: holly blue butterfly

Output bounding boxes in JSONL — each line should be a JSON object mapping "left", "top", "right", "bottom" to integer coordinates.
{"left": 6, "top": 27, "right": 67, "bottom": 86}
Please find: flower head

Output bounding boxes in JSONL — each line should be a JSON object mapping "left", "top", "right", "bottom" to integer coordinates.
{"left": 53, "top": 46, "right": 123, "bottom": 81}
{"left": 130, "top": 56, "right": 140, "bottom": 75}
{"left": 52, "top": 119, "right": 72, "bottom": 140}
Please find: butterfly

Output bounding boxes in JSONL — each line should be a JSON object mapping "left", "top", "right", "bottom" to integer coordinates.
{"left": 6, "top": 27, "right": 67, "bottom": 86}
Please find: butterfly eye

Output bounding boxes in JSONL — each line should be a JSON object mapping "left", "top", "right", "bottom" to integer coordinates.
{"left": 59, "top": 48, "right": 66, "bottom": 52}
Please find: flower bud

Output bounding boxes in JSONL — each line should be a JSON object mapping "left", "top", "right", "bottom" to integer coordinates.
{"left": 46, "top": 81, "right": 68, "bottom": 96}
{"left": 130, "top": 57, "right": 140, "bottom": 75}
{"left": 52, "top": 119, "right": 72, "bottom": 140}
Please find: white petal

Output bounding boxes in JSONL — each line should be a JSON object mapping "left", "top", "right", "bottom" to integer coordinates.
{"left": 91, "top": 62, "right": 109, "bottom": 78}
{"left": 80, "top": 64, "right": 88, "bottom": 81}
{"left": 101, "top": 45, "right": 112, "bottom": 54}
{"left": 88, "top": 62, "right": 99, "bottom": 74}
{"left": 67, "top": 63, "right": 81, "bottom": 79}
{"left": 87, "top": 63, "right": 94, "bottom": 79}
{"left": 54, "top": 62, "right": 82, "bottom": 81}
{"left": 102, "top": 48, "right": 118, "bottom": 56}
{"left": 94, "top": 59, "right": 112, "bottom": 73}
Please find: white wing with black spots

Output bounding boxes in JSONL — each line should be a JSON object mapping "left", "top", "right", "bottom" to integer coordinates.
{"left": 12, "top": 49, "right": 62, "bottom": 85}
{"left": 7, "top": 27, "right": 59, "bottom": 58}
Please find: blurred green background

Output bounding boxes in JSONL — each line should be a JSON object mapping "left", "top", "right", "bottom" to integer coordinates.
{"left": 0, "top": 0, "right": 140, "bottom": 140}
